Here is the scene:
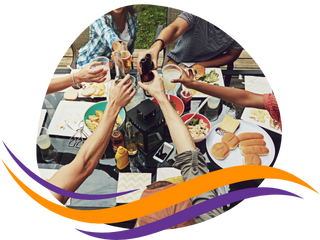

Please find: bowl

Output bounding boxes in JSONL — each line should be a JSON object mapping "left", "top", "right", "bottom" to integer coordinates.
{"left": 181, "top": 113, "right": 211, "bottom": 143}
{"left": 84, "top": 101, "right": 126, "bottom": 132}
{"left": 152, "top": 95, "right": 184, "bottom": 116}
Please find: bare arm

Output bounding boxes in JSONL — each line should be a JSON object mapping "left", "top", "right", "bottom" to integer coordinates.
{"left": 46, "top": 62, "right": 108, "bottom": 95}
{"left": 48, "top": 75, "right": 136, "bottom": 204}
{"left": 138, "top": 71, "right": 195, "bottom": 154}
{"left": 136, "top": 17, "right": 189, "bottom": 74}
{"left": 172, "top": 70, "right": 265, "bottom": 109}
{"left": 195, "top": 48, "right": 243, "bottom": 68}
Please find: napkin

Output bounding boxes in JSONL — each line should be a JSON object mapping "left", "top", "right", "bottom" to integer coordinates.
{"left": 244, "top": 76, "right": 273, "bottom": 94}
{"left": 116, "top": 173, "right": 151, "bottom": 203}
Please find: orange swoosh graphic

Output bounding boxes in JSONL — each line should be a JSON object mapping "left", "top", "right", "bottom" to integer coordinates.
{"left": 2, "top": 159, "right": 317, "bottom": 224}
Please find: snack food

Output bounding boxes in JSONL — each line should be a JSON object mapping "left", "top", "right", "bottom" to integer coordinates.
{"left": 218, "top": 114, "right": 240, "bottom": 134}
{"left": 238, "top": 139, "right": 266, "bottom": 150}
{"left": 63, "top": 89, "right": 78, "bottom": 100}
{"left": 237, "top": 132, "right": 264, "bottom": 142}
{"left": 81, "top": 83, "right": 107, "bottom": 98}
{"left": 211, "top": 142, "right": 230, "bottom": 160}
{"left": 243, "top": 154, "right": 262, "bottom": 165}
{"left": 221, "top": 133, "right": 239, "bottom": 150}
{"left": 241, "top": 146, "right": 269, "bottom": 156}
{"left": 81, "top": 87, "right": 96, "bottom": 97}
{"left": 86, "top": 110, "right": 122, "bottom": 132}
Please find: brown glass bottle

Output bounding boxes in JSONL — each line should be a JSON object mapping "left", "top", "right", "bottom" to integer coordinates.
{"left": 140, "top": 54, "right": 154, "bottom": 97}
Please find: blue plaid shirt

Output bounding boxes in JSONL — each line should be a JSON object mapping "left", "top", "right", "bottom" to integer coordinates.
{"left": 76, "top": 10, "right": 138, "bottom": 68}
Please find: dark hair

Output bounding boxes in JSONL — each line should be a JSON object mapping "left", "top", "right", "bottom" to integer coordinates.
{"left": 107, "top": 5, "right": 137, "bottom": 16}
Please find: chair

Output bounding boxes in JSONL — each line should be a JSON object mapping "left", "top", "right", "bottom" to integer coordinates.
{"left": 70, "top": 27, "right": 90, "bottom": 69}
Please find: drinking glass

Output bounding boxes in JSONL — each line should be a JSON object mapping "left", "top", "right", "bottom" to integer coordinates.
{"left": 162, "top": 64, "right": 182, "bottom": 96}
{"left": 91, "top": 56, "right": 111, "bottom": 82}
{"left": 207, "top": 96, "right": 220, "bottom": 109}
{"left": 37, "top": 127, "right": 58, "bottom": 162}
{"left": 120, "top": 42, "right": 132, "bottom": 73}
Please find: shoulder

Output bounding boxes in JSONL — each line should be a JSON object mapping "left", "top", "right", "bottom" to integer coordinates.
{"left": 178, "top": 12, "right": 198, "bottom": 28}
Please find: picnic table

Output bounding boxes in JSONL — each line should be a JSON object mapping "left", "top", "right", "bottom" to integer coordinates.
{"left": 38, "top": 67, "right": 281, "bottom": 229}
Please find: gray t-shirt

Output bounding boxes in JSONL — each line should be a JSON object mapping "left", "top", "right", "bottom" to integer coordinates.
{"left": 168, "top": 12, "right": 242, "bottom": 64}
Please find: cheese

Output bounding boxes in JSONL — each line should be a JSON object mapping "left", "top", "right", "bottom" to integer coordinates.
{"left": 218, "top": 114, "right": 240, "bottom": 134}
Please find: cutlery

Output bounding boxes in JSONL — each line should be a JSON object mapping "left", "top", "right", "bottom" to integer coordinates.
{"left": 184, "top": 96, "right": 210, "bottom": 125}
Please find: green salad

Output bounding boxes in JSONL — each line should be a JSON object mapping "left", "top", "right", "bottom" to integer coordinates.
{"left": 201, "top": 69, "right": 219, "bottom": 83}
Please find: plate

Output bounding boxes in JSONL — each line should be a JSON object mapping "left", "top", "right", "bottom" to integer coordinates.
{"left": 182, "top": 67, "right": 224, "bottom": 98}
{"left": 241, "top": 107, "right": 282, "bottom": 134}
{"left": 48, "top": 100, "right": 95, "bottom": 138}
{"left": 206, "top": 120, "right": 276, "bottom": 169}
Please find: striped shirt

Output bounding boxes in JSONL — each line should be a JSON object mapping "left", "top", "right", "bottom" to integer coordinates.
{"left": 168, "top": 12, "right": 242, "bottom": 64}
{"left": 76, "top": 10, "right": 138, "bottom": 69}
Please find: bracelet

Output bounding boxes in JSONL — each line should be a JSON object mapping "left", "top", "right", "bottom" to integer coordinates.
{"left": 72, "top": 72, "right": 81, "bottom": 89}
{"left": 153, "top": 39, "right": 165, "bottom": 51}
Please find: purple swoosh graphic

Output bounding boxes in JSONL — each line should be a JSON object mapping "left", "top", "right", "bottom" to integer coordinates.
{"left": 3, "top": 142, "right": 137, "bottom": 200}
{"left": 77, "top": 187, "right": 301, "bottom": 239}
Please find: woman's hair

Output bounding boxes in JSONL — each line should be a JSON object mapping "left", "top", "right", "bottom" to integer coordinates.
{"left": 107, "top": 5, "right": 137, "bottom": 16}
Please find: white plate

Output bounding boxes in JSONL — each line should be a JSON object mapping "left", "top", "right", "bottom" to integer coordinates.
{"left": 206, "top": 120, "right": 276, "bottom": 169}
{"left": 182, "top": 67, "right": 224, "bottom": 98}
{"left": 48, "top": 100, "right": 94, "bottom": 138}
{"left": 241, "top": 107, "right": 282, "bottom": 135}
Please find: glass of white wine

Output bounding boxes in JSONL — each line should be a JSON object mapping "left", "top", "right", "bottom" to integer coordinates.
{"left": 162, "top": 64, "right": 182, "bottom": 97}
{"left": 37, "top": 127, "right": 58, "bottom": 162}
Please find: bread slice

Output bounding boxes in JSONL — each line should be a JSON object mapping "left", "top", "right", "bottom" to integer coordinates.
{"left": 63, "top": 89, "right": 78, "bottom": 100}
{"left": 218, "top": 114, "right": 240, "bottom": 134}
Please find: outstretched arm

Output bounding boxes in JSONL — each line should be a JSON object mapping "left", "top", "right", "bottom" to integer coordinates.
{"left": 172, "top": 70, "right": 265, "bottom": 109}
{"left": 48, "top": 75, "right": 135, "bottom": 204}
{"left": 136, "top": 17, "right": 189, "bottom": 74}
{"left": 138, "top": 71, "right": 195, "bottom": 154}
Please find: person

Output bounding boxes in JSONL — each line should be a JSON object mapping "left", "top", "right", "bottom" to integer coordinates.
{"left": 48, "top": 75, "right": 136, "bottom": 204}
{"left": 47, "top": 61, "right": 108, "bottom": 95}
{"left": 76, "top": 6, "right": 138, "bottom": 69}
{"left": 137, "top": 12, "right": 242, "bottom": 75}
{"left": 47, "top": 70, "right": 223, "bottom": 225}
{"left": 172, "top": 70, "right": 282, "bottom": 130}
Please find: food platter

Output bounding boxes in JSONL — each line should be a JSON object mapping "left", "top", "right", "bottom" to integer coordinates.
{"left": 206, "top": 120, "right": 275, "bottom": 169}
{"left": 182, "top": 67, "right": 224, "bottom": 99}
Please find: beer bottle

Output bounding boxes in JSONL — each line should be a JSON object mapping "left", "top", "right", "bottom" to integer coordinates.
{"left": 140, "top": 54, "right": 155, "bottom": 97}
{"left": 125, "top": 122, "right": 138, "bottom": 156}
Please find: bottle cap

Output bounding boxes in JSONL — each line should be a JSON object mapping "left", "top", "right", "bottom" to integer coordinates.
{"left": 117, "top": 146, "right": 125, "bottom": 154}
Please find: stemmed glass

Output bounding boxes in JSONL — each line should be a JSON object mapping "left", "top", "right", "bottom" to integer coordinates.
{"left": 162, "top": 64, "right": 182, "bottom": 98}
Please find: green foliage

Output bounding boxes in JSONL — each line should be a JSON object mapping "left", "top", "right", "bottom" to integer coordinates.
{"left": 135, "top": 5, "right": 167, "bottom": 49}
